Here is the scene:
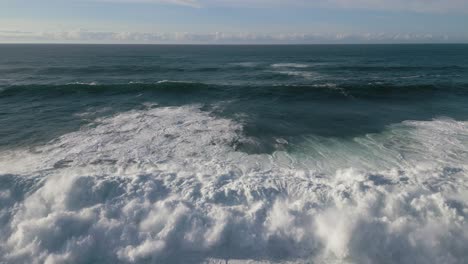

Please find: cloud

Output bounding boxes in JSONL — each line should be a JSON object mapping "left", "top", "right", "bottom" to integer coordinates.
{"left": 0, "top": 29, "right": 464, "bottom": 44}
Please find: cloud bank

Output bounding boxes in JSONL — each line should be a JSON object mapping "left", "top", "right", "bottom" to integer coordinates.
{"left": 0, "top": 29, "right": 464, "bottom": 44}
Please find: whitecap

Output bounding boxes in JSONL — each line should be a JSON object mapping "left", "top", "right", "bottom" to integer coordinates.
{"left": 156, "top": 80, "right": 195, "bottom": 84}
{"left": 271, "top": 63, "right": 309, "bottom": 68}
{"left": 66, "top": 81, "right": 98, "bottom": 86}
{"left": 312, "top": 83, "right": 338, "bottom": 88}
{"left": 0, "top": 106, "right": 467, "bottom": 264}
{"left": 275, "top": 70, "right": 322, "bottom": 79}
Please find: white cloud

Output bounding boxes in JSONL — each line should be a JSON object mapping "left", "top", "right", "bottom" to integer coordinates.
{"left": 0, "top": 29, "right": 464, "bottom": 43}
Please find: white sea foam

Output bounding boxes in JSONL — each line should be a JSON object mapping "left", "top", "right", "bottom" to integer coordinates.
{"left": 66, "top": 81, "right": 98, "bottom": 86}
{"left": 271, "top": 63, "right": 309, "bottom": 68}
{"left": 156, "top": 80, "right": 195, "bottom": 84}
{"left": 311, "top": 83, "right": 338, "bottom": 88}
{"left": 274, "top": 70, "right": 322, "bottom": 80}
{"left": 0, "top": 105, "right": 467, "bottom": 264}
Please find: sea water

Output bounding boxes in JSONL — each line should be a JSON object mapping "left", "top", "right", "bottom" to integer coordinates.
{"left": 0, "top": 44, "right": 467, "bottom": 263}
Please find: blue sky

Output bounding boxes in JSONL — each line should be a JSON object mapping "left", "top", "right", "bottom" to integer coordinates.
{"left": 1, "top": 0, "right": 467, "bottom": 43}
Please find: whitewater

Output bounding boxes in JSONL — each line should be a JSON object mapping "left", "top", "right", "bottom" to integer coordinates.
{"left": 0, "top": 104, "right": 466, "bottom": 263}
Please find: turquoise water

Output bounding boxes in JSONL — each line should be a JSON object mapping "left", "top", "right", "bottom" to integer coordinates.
{"left": 1, "top": 44, "right": 468, "bottom": 263}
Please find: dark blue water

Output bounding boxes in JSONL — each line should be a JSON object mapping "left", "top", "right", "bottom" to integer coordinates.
{"left": 1, "top": 44, "right": 468, "bottom": 264}
{"left": 1, "top": 44, "right": 468, "bottom": 151}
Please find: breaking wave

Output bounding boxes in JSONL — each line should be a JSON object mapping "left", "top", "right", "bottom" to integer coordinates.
{"left": 271, "top": 63, "right": 310, "bottom": 68}
{"left": 2, "top": 82, "right": 467, "bottom": 100}
{"left": 0, "top": 104, "right": 467, "bottom": 263}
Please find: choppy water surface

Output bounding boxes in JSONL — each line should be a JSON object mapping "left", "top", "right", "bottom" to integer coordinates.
{"left": 1, "top": 44, "right": 468, "bottom": 264}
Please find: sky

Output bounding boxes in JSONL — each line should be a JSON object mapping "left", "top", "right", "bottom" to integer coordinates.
{"left": 0, "top": 0, "right": 467, "bottom": 44}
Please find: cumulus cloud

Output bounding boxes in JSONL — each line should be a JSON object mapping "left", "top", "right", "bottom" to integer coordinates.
{"left": 0, "top": 29, "right": 464, "bottom": 43}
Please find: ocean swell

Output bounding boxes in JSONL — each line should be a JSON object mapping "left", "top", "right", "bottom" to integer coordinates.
{"left": 2, "top": 82, "right": 467, "bottom": 99}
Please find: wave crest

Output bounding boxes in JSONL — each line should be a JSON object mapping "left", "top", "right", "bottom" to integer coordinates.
{"left": 0, "top": 106, "right": 467, "bottom": 263}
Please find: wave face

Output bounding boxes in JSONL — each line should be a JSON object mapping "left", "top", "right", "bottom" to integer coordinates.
{"left": 1, "top": 44, "right": 468, "bottom": 264}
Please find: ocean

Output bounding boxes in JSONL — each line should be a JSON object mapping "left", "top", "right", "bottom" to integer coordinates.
{"left": 0, "top": 44, "right": 467, "bottom": 263}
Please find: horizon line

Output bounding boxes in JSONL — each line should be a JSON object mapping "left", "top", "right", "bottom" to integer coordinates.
{"left": 1, "top": 42, "right": 468, "bottom": 45}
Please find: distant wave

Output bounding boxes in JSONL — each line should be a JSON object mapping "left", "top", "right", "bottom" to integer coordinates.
{"left": 2, "top": 64, "right": 463, "bottom": 75}
{"left": 272, "top": 70, "right": 322, "bottom": 80}
{"left": 331, "top": 65, "right": 466, "bottom": 72}
{"left": 0, "top": 62, "right": 277, "bottom": 76}
{"left": 229, "top": 62, "right": 261, "bottom": 68}
{"left": 2, "top": 81, "right": 467, "bottom": 100}
{"left": 0, "top": 104, "right": 467, "bottom": 263}
{"left": 271, "top": 63, "right": 310, "bottom": 68}
{"left": 66, "top": 81, "right": 98, "bottom": 86}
